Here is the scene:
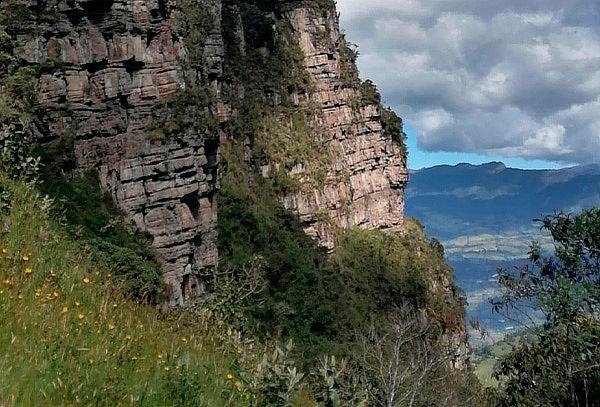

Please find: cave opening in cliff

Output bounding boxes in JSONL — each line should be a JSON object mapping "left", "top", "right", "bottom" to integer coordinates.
{"left": 204, "top": 137, "right": 219, "bottom": 168}
{"left": 123, "top": 57, "right": 145, "bottom": 74}
{"left": 181, "top": 192, "right": 201, "bottom": 221}
{"left": 81, "top": 59, "right": 108, "bottom": 74}
{"left": 150, "top": 0, "right": 169, "bottom": 19}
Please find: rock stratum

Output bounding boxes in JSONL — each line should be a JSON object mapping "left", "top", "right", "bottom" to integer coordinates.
{"left": 7, "top": 0, "right": 408, "bottom": 306}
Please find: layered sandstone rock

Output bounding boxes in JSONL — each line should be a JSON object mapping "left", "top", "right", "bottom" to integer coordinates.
{"left": 13, "top": 0, "right": 220, "bottom": 306}
{"left": 282, "top": 7, "right": 408, "bottom": 248}
{"left": 10, "top": 0, "right": 407, "bottom": 304}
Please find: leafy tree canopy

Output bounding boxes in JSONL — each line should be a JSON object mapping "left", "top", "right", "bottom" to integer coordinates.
{"left": 492, "top": 208, "right": 600, "bottom": 407}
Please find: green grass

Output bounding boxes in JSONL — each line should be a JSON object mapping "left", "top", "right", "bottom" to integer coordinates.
{"left": 0, "top": 175, "right": 249, "bottom": 406}
{"left": 473, "top": 341, "right": 514, "bottom": 388}
{"left": 474, "top": 359, "right": 499, "bottom": 388}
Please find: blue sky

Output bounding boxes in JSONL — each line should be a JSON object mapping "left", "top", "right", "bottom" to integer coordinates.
{"left": 404, "top": 126, "right": 566, "bottom": 170}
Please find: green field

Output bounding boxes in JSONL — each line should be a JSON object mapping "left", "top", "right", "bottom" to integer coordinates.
{"left": 473, "top": 341, "right": 515, "bottom": 388}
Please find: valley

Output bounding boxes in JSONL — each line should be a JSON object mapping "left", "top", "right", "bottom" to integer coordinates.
{"left": 406, "top": 162, "right": 600, "bottom": 345}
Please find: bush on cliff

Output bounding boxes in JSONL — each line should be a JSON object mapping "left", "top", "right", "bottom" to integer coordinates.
{"left": 32, "top": 141, "right": 164, "bottom": 303}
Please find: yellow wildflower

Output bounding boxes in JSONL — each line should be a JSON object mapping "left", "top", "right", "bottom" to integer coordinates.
{"left": 49, "top": 269, "right": 56, "bottom": 277}
{"left": 75, "top": 301, "right": 81, "bottom": 307}
{"left": 226, "top": 373, "right": 233, "bottom": 380}
{"left": 17, "top": 293, "right": 23, "bottom": 299}
{"left": 163, "top": 366, "right": 170, "bottom": 371}
{"left": 181, "top": 337, "right": 187, "bottom": 343}
{"left": 157, "top": 354, "right": 163, "bottom": 359}
{"left": 125, "top": 334, "right": 132, "bottom": 340}
{"left": 1, "top": 248, "right": 7, "bottom": 254}
{"left": 24, "top": 267, "right": 32, "bottom": 275}
{"left": 22, "top": 254, "right": 29, "bottom": 261}
{"left": 83, "top": 277, "right": 90, "bottom": 284}
{"left": 61, "top": 307, "right": 69, "bottom": 313}
{"left": 53, "top": 291, "right": 59, "bottom": 297}
{"left": 78, "top": 313, "right": 85, "bottom": 320}
{"left": 88, "top": 359, "right": 94, "bottom": 364}
{"left": 108, "top": 324, "right": 115, "bottom": 330}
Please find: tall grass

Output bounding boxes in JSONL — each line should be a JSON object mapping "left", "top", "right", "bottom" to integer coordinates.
{"left": 0, "top": 176, "right": 248, "bottom": 406}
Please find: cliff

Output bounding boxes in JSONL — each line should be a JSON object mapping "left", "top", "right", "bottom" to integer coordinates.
{"left": 4, "top": 0, "right": 407, "bottom": 306}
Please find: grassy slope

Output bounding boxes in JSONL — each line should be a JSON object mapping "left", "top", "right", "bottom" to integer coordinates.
{"left": 0, "top": 176, "right": 248, "bottom": 407}
{"left": 473, "top": 341, "right": 515, "bottom": 388}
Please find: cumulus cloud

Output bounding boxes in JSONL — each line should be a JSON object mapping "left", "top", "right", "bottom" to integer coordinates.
{"left": 338, "top": 0, "right": 600, "bottom": 164}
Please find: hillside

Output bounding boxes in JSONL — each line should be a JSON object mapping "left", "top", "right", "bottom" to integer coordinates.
{"left": 0, "top": 173, "right": 482, "bottom": 405}
{"left": 0, "top": 0, "right": 481, "bottom": 405}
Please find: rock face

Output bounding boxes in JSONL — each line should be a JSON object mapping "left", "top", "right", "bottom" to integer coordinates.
{"left": 8, "top": 0, "right": 407, "bottom": 304}
{"left": 12, "top": 0, "right": 220, "bottom": 306}
{"left": 283, "top": 7, "right": 407, "bottom": 248}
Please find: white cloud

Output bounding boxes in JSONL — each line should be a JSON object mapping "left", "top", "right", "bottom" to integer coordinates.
{"left": 337, "top": 0, "right": 600, "bottom": 164}
{"left": 524, "top": 124, "right": 570, "bottom": 156}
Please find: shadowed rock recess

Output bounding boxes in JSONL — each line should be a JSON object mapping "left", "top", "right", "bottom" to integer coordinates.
{"left": 8, "top": 0, "right": 408, "bottom": 306}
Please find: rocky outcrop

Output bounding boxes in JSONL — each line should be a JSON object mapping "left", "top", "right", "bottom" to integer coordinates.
{"left": 11, "top": 0, "right": 220, "bottom": 306}
{"left": 282, "top": 7, "right": 408, "bottom": 248}
{"left": 8, "top": 0, "right": 407, "bottom": 304}
{"left": 4, "top": 0, "right": 470, "bottom": 369}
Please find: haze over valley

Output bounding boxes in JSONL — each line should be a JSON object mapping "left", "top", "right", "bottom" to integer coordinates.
{"left": 406, "top": 162, "right": 600, "bottom": 343}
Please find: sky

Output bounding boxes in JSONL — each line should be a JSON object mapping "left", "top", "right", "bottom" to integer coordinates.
{"left": 337, "top": 0, "right": 600, "bottom": 170}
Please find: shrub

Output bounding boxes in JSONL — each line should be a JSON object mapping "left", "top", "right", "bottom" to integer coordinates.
{"left": 380, "top": 106, "right": 407, "bottom": 155}
{"left": 33, "top": 142, "right": 163, "bottom": 303}
{"left": 0, "top": 124, "right": 41, "bottom": 180}
{"left": 492, "top": 209, "right": 600, "bottom": 406}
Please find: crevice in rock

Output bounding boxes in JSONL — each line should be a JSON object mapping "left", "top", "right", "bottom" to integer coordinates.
{"left": 82, "top": 59, "right": 108, "bottom": 73}
{"left": 123, "top": 57, "right": 145, "bottom": 74}
{"left": 180, "top": 273, "right": 190, "bottom": 301}
{"left": 146, "top": 30, "right": 158, "bottom": 47}
{"left": 150, "top": 0, "right": 169, "bottom": 20}
{"left": 181, "top": 192, "right": 201, "bottom": 220}
{"left": 192, "top": 234, "right": 202, "bottom": 247}
{"left": 204, "top": 137, "right": 219, "bottom": 168}
{"left": 80, "top": 0, "right": 114, "bottom": 23}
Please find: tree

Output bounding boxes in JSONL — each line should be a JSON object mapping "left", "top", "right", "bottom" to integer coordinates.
{"left": 359, "top": 306, "right": 480, "bottom": 407}
{"left": 492, "top": 208, "right": 600, "bottom": 407}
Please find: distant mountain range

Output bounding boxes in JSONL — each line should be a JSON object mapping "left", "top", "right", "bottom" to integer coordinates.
{"left": 406, "top": 162, "right": 600, "bottom": 241}
{"left": 406, "top": 162, "right": 600, "bottom": 343}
